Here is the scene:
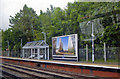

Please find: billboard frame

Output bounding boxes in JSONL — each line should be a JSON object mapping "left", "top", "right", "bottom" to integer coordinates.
{"left": 52, "top": 34, "right": 78, "bottom": 61}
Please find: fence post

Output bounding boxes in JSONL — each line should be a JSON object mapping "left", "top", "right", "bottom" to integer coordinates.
{"left": 104, "top": 42, "right": 106, "bottom": 62}
{"left": 86, "top": 44, "right": 88, "bottom": 62}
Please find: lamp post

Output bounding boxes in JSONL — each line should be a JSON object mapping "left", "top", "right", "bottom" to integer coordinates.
{"left": 91, "top": 21, "right": 95, "bottom": 63}
{"left": 87, "top": 21, "right": 95, "bottom": 63}
{"left": 42, "top": 32, "right": 46, "bottom": 60}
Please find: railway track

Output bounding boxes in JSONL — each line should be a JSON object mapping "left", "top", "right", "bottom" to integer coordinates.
{"left": 0, "top": 64, "right": 50, "bottom": 79}
{"left": 0, "top": 63, "right": 74, "bottom": 79}
{"left": 0, "top": 63, "right": 96, "bottom": 79}
{"left": 1, "top": 69, "right": 32, "bottom": 79}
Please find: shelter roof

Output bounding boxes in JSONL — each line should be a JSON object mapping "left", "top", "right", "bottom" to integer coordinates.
{"left": 23, "top": 40, "right": 49, "bottom": 48}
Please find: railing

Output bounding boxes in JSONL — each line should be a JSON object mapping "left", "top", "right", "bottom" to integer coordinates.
{"left": 79, "top": 47, "right": 120, "bottom": 63}
{"left": 2, "top": 50, "right": 22, "bottom": 58}
{"left": 1, "top": 47, "right": 120, "bottom": 63}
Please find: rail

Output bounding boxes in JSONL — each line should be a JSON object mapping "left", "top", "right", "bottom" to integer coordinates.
{"left": 0, "top": 62, "right": 96, "bottom": 78}
{"left": 0, "top": 63, "right": 73, "bottom": 78}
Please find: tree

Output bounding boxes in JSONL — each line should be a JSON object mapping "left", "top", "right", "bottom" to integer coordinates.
{"left": 7, "top": 4, "right": 38, "bottom": 51}
{"left": 99, "top": 24, "right": 120, "bottom": 47}
{"left": 3, "top": 2, "right": 120, "bottom": 52}
{"left": 9, "top": 4, "right": 38, "bottom": 42}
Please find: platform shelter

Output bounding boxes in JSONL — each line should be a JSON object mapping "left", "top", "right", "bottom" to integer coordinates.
{"left": 22, "top": 40, "right": 49, "bottom": 60}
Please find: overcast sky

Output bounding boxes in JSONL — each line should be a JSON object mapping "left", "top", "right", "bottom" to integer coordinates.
{"left": 0, "top": 0, "right": 74, "bottom": 30}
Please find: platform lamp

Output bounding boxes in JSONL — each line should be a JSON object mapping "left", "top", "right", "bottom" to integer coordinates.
{"left": 42, "top": 32, "right": 46, "bottom": 60}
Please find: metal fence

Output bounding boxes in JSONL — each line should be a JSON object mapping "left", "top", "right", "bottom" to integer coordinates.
{"left": 79, "top": 47, "right": 120, "bottom": 63}
{"left": 106, "top": 47, "right": 119, "bottom": 61}
{"left": 79, "top": 48, "right": 92, "bottom": 61}
{"left": 1, "top": 47, "right": 120, "bottom": 63}
{"left": 2, "top": 50, "right": 22, "bottom": 58}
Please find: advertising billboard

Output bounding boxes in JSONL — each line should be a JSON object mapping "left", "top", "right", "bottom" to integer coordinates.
{"left": 52, "top": 34, "right": 78, "bottom": 61}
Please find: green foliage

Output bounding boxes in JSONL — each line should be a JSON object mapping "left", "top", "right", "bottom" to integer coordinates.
{"left": 99, "top": 24, "right": 120, "bottom": 47}
{"left": 2, "top": 2, "right": 120, "bottom": 51}
{"left": 9, "top": 4, "right": 37, "bottom": 42}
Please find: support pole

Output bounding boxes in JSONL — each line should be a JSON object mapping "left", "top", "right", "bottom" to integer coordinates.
{"left": 104, "top": 42, "right": 106, "bottom": 62}
{"left": 39, "top": 48, "right": 41, "bottom": 59}
{"left": 23, "top": 49, "right": 24, "bottom": 58}
{"left": 31, "top": 49, "right": 32, "bottom": 58}
{"left": 86, "top": 44, "right": 88, "bottom": 62}
{"left": 45, "top": 47, "right": 46, "bottom": 60}
{"left": 45, "top": 33, "right": 46, "bottom": 60}
{"left": 44, "top": 33, "right": 46, "bottom": 60}
{"left": 34, "top": 49, "right": 35, "bottom": 59}
{"left": 37, "top": 48, "right": 40, "bottom": 59}
{"left": 92, "top": 21, "right": 95, "bottom": 63}
{"left": 48, "top": 47, "right": 49, "bottom": 60}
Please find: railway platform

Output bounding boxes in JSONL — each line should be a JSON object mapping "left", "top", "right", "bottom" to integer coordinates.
{"left": 0, "top": 56, "right": 119, "bottom": 78}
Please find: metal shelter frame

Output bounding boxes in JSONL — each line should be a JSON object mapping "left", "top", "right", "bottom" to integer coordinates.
{"left": 22, "top": 40, "right": 49, "bottom": 60}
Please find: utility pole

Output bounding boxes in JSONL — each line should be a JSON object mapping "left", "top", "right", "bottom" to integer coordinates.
{"left": 86, "top": 44, "right": 88, "bottom": 62}
{"left": 104, "top": 42, "right": 106, "bottom": 62}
